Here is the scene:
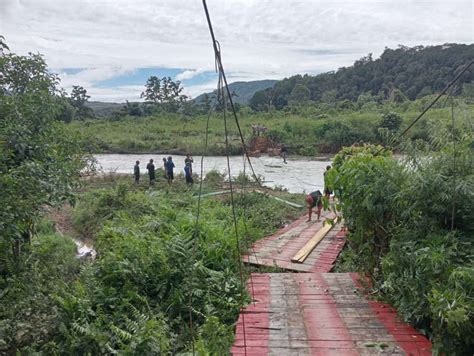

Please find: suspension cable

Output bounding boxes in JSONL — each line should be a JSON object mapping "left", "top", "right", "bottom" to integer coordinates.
{"left": 396, "top": 60, "right": 473, "bottom": 141}
{"left": 187, "top": 103, "right": 214, "bottom": 354}
{"left": 450, "top": 90, "right": 456, "bottom": 230}
{"left": 219, "top": 69, "right": 248, "bottom": 354}
{"left": 202, "top": 0, "right": 262, "bottom": 186}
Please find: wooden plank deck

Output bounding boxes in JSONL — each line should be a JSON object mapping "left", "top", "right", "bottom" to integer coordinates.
{"left": 242, "top": 212, "right": 345, "bottom": 272}
{"left": 232, "top": 273, "right": 432, "bottom": 355}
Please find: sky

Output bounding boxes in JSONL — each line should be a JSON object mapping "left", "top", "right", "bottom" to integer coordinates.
{"left": 1, "top": 0, "right": 472, "bottom": 102}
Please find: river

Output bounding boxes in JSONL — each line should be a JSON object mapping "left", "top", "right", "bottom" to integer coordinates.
{"left": 95, "top": 154, "right": 332, "bottom": 194}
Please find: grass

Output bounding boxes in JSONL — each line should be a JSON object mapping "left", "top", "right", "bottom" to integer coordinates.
{"left": 67, "top": 97, "right": 473, "bottom": 156}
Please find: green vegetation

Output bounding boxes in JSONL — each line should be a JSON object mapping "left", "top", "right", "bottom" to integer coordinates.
{"left": 0, "top": 40, "right": 86, "bottom": 268}
{"left": 1, "top": 172, "right": 304, "bottom": 354}
{"left": 69, "top": 96, "right": 474, "bottom": 155}
{"left": 2, "top": 35, "right": 474, "bottom": 354}
{"left": 194, "top": 79, "right": 277, "bottom": 105}
{"left": 250, "top": 44, "right": 474, "bottom": 109}
{"left": 65, "top": 44, "right": 474, "bottom": 156}
{"left": 0, "top": 37, "right": 304, "bottom": 354}
{"left": 327, "top": 105, "right": 474, "bottom": 354}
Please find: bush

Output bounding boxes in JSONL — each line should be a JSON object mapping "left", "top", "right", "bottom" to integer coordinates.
{"left": 328, "top": 127, "right": 474, "bottom": 354}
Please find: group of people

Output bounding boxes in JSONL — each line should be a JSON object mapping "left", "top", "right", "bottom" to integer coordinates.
{"left": 134, "top": 151, "right": 333, "bottom": 222}
{"left": 133, "top": 154, "right": 194, "bottom": 186}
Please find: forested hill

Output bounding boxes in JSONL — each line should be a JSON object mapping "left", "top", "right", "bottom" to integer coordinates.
{"left": 194, "top": 79, "right": 277, "bottom": 104}
{"left": 249, "top": 44, "right": 474, "bottom": 110}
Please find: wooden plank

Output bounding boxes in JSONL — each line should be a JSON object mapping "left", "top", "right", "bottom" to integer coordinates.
{"left": 194, "top": 190, "right": 230, "bottom": 198}
{"left": 254, "top": 190, "right": 303, "bottom": 208}
{"left": 291, "top": 222, "right": 333, "bottom": 263}
{"left": 269, "top": 196, "right": 303, "bottom": 208}
{"left": 195, "top": 189, "right": 303, "bottom": 208}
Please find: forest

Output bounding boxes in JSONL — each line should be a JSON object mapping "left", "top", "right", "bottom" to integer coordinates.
{"left": 248, "top": 44, "right": 474, "bottom": 110}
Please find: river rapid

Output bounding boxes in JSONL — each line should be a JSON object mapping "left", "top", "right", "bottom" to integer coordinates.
{"left": 95, "top": 154, "right": 332, "bottom": 194}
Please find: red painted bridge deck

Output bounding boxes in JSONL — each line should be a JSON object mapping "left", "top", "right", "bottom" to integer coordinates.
{"left": 232, "top": 273, "right": 432, "bottom": 355}
{"left": 242, "top": 212, "right": 345, "bottom": 272}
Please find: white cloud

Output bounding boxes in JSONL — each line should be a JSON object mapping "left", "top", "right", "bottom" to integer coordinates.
{"left": 1, "top": 0, "right": 472, "bottom": 101}
{"left": 176, "top": 68, "right": 207, "bottom": 81}
{"left": 87, "top": 85, "right": 144, "bottom": 103}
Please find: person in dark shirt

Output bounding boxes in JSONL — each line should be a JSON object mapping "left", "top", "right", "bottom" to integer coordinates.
{"left": 305, "top": 190, "right": 323, "bottom": 222}
{"left": 133, "top": 160, "right": 140, "bottom": 184}
{"left": 162, "top": 157, "right": 168, "bottom": 178}
{"left": 324, "top": 165, "right": 333, "bottom": 200}
{"left": 146, "top": 159, "right": 155, "bottom": 185}
{"left": 184, "top": 163, "right": 193, "bottom": 185}
{"left": 280, "top": 144, "right": 288, "bottom": 164}
{"left": 166, "top": 156, "right": 175, "bottom": 184}
{"left": 184, "top": 154, "right": 194, "bottom": 174}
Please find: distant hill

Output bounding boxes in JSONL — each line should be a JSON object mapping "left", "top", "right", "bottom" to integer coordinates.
{"left": 249, "top": 43, "right": 474, "bottom": 110}
{"left": 85, "top": 80, "right": 277, "bottom": 116}
{"left": 194, "top": 79, "right": 277, "bottom": 105}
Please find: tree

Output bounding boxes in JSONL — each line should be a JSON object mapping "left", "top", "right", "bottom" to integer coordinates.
{"left": 249, "top": 89, "right": 271, "bottom": 111}
{"left": 69, "top": 85, "right": 93, "bottom": 119}
{"left": 141, "top": 76, "right": 187, "bottom": 112}
{"left": 289, "top": 83, "right": 310, "bottom": 105}
{"left": 0, "top": 41, "right": 86, "bottom": 265}
{"left": 124, "top": 101, "right": 143, "bottom": 117}
{"left": 389, "top": 88, "right": 408, "bottom": 103}
{"left": 55, "top": 95, "right": 76, "bottom": 123}
{"left": 379, "top": 112, "right": 403, "bottom": 132}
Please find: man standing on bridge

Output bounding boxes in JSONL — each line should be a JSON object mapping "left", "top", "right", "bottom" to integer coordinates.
{"left": 306, "top": 190, "right": 323, "bottom": 222}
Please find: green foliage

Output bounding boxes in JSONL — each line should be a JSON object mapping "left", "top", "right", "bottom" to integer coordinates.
{"left": 69, "top": 85, "right": 93, "bottom": 119}
{"left": 0, "top": 233, "right": 79, "bottom": 353}
{"left": 378, "top": 112, "right": 403, "bottom": 132}
{"left": 69, "top": 94, "right": 472, "bottom": 156}
{"left": 382, "top": 231, "right": 473, "bottom": 354}
{"left": 0, "top": 43, "right": 85, "bottom": 266}
{"left": 289, "top": 83, "right": 310, "bottom": 105}
{"left": 195, "top": 316, "right": 234, "bottom": 355}
{"left": 140, "top": 76, "right": 187, "bottom": 112}
{"left": 250, "top": 44, "right": 474, "bottom": 109}
{"left": 72, "top": 183, "right": 157, "bottom": 237}
{"left": 1, "top": 174, "right": 304, "bottom": 353}
{"left": 327, "top": 145, "right": 400, "bottom": 273}
{"left": 249, "top": 89, "right": 271, "bottom": 112}
{"left": 329, "top": 115, "right": 474, "bottom": 353}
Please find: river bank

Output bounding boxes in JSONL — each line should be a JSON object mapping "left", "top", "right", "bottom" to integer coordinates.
{"left": 94, "top": 154, "right": 332, "bottom": 194}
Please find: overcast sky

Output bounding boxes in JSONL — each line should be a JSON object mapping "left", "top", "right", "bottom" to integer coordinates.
{"left": 1, "top": 0, "right": 472, "bottom": 102}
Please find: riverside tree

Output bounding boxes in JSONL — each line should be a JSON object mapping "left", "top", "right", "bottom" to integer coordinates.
{"left": 69, "top": 85, "right": 93, "bottom": 119}
{"left": 141, "top": 76, "right": 187, "bottom": 112}
{"left": 0, "top": 39, "right": 85, "bottom": 266}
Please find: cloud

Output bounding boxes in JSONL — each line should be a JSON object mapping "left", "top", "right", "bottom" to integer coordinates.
{"left": 1, "top": 0, "right": 472, "bottom": 101}
{"left": 176, "top": 68, "right": 207, "bottom": 81}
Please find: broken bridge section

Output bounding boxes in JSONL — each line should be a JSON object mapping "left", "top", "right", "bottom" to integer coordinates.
{"left": 242, "top": 212, "right": 345, "bottom": 273}
{"left": 232, "top": 273, "right": 432, "bottom": 355}
{"left": 234, "top": 215, "right": 432, "bottom": 354}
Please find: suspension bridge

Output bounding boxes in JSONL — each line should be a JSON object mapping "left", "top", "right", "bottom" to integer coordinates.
{"left": 232, "top": 217, "right": 432, "bottom": 355}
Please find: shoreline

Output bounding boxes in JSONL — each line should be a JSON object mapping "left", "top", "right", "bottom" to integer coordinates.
{"left": 93, "top": 152, "right": 334, "bottom": 161}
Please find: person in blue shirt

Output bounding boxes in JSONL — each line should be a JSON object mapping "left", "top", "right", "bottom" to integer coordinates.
{"left": 184, "top": 162, "right": 193, "bottom": 185}
{"left": 166, "top": 156, "right": 175, "bottom": 184}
